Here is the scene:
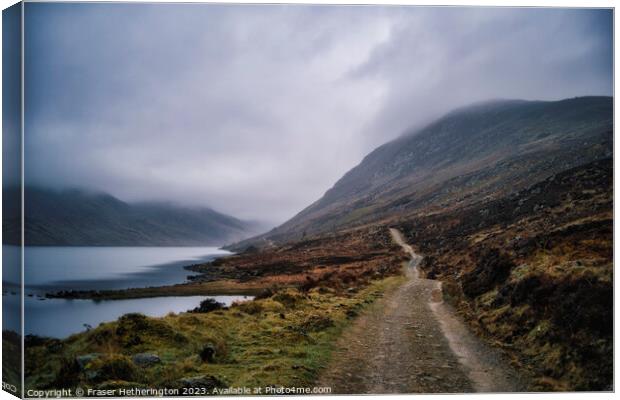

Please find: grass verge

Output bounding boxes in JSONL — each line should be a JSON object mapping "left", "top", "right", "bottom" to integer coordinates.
{"left": 25, "top": 276, "right": 405, "bottom": 392}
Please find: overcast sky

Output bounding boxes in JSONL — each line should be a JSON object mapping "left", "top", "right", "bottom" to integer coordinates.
{"left": 23, "top": 4, "right": 612, "bottom": 224}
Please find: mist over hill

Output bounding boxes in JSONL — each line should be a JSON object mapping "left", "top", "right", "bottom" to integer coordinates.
{"left": 232, "top": 96, "right": 612, "bottom": 249}
{"left": 3, "top": 186, "right": 265, "bottom": 246}
{"left": 5, "top": 97, "right": 612, "bottom": 249}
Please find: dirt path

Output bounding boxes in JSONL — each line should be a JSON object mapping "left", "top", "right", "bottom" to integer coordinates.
{"left": 316, "top": 229, "right": 527, "bottom": 394}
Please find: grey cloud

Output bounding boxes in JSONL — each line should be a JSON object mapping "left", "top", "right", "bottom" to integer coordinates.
{"left": 24, "top": 4, "right": 612, "bottom": 225}
{"left": 352, "top": 7, "right": 613, "bottom": 147}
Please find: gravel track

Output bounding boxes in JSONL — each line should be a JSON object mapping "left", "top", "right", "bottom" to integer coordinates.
{"left": 316, "top": 229, "right": 527, "bottom": 394}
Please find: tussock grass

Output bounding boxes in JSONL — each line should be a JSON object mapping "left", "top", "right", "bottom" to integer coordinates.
{"left": 25, "top": 276, "right": 403, "bottom": 391}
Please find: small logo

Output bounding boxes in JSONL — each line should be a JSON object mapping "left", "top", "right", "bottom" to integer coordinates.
{"left": 75, "top": 387, "right": 84, "bottom": 397}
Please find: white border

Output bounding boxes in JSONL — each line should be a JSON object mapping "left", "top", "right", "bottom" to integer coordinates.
{"left": 0, "top": 2, "right": 616, "bottom": 400}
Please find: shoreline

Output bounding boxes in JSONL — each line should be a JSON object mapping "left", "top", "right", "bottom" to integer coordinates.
{"left": 36, "top": 250, "right": 242, "bottom": 300}
{"left": 44, "top": 279, "right": 270, "bottom": 300}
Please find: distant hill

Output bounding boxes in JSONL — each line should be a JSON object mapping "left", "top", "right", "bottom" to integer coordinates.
{"left": 232, "top": 96, "right": 612, "bottom": 249}
{"left": 3, "top": 187, "right": 263, "bottom": 246}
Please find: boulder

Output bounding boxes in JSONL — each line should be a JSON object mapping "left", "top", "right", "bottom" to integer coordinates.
{"left": 131, "top": 353, "right": 161, "bottom": 367}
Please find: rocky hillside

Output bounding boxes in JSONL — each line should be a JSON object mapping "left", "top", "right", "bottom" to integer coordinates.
{"left": 399, "top": 158, "right": 612, "bottom": 390}
{"left": 236, "top": 96, "right": 611, "bottom": 248}
{"left": 222, "top": 96, "right": 613, "bottom": 390}
{"left": 3, "top": 186, "right": 262, "bottom": 246}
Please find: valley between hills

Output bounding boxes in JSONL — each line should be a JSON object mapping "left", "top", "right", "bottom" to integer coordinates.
{"left": 21, "top": 96, "right": 613, "bottom": 393}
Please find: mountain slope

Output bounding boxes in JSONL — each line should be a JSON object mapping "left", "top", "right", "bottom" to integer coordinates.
{"left": 241, "top": 96, "right": 612, "bottom": 247}
{"left": 220, "top": 96, "right": 613, "bottom": 390}
{"left": 3, "top": 187, "right": 262, "bottom": 246}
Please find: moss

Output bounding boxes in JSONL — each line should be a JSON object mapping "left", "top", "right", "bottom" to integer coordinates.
{"left": 271, "top": 288, "right": 305, "bottom": 307}
{"left": 25, "top": 276, "right": 402, "bottom": 391}
{"left": 233, "top": 300, "right": 264, "bottom": 315}
{"left": 86, "top": 354, "right": 139, "bottom": 383}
